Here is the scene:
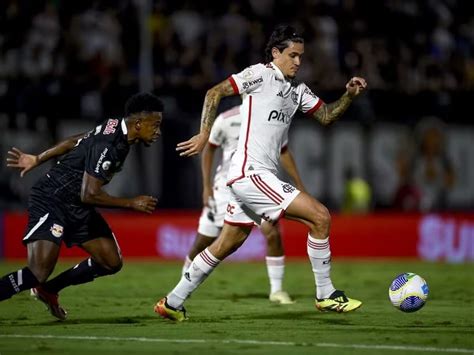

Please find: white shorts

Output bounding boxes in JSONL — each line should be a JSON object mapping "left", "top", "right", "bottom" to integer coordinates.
{"left": 224, "top": 172, "right": 300, "bottom": 226}
{"left": 197, "top": 185, "right": 230, "bottom": 237}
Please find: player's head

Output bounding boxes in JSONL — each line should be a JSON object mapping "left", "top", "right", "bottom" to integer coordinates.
{"left": 265, "top": 24, "right": 304, "bottom": 79}
{"left": 124, "top": 92, "right": 164, "bottom": 146}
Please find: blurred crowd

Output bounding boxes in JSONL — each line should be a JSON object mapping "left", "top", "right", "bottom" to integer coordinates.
{"left": 0, "top": 0, "right": 472, "bottom": 211}
{"left": 0, "top": 0, "right": 473, "bottom": 130}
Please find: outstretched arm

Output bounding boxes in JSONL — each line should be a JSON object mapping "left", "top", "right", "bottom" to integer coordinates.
{"left": 6, "top": 132, "right": 85, "bottom": 177}
{"left": 176, "top": 79, "right": 235, "bottom": 157}
{"left": 280, "top": 148, "right": 306, "bottom": 193}
{"left": 201, "top": 143, "right": 218, "bottom": 206}
{"left": 81, "top": 173, "right": 157, "bottom": 214}
{"left": 312, "top": 77, "right": 367, "bottom": 126}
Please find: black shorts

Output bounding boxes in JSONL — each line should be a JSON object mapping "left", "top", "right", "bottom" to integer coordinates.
{"left": 22, "top": 192, "right": 114, "bottom": 248}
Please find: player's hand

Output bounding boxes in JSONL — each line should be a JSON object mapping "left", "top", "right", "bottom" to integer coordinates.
{"left": 131, "top": 195, "right": 158, "bottom": 214}
{"left": 346, "top": 77, "right": 367, "bottom": 98}
{"left": 202, "top": 186, "right": 214, "bottom": 207}
{"left": 6, "top": 147, "right": 39, "bottom": 177}
{"left": 176, "top": 132, "right": 209, "bottom": 157}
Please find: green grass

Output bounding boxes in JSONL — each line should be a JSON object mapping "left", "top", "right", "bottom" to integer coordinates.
{"left": 0, "top": 260, "right": 473, "bottom": 354}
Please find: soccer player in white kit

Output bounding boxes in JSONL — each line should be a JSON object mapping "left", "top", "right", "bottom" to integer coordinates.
{"left": 155, "top": 25, "right": 367, "bottom": 321}
{"left": 182, "top": 105, "right": 307, "bottom": 304}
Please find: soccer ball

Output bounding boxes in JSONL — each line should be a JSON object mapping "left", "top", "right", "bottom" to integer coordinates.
{"left": 389, "top": 272, "right": 429, "bottom": 312}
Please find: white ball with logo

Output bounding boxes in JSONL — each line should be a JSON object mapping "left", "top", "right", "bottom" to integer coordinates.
{"left": 389, "top": 272, "right": 429, "bottom": 312}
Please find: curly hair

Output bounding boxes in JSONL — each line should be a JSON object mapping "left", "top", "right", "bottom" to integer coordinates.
{"left": 124, "top": 92, "right": 164, "bottom": 116}
{"left": 264, "top": 24, "right": 304, "bottom": 62}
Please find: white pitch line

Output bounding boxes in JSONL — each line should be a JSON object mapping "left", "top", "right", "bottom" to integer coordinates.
{"left": 0, "top": 334, "right": 472, "bottom": 354}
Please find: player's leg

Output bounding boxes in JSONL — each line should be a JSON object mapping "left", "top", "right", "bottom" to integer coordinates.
{"left": 155, "top": 189, "right": 254, "bottom": 321}
{"left": 173, "top": 223, "right": 251, "bottom": 300}
{"left": 260, "top": 222, "right": 294, "bottom": 304}
{"left": 183, "top": 234, "right": 216, "bottom": 272}
{"left": 42, "top": 236, "right": 122, "bottom": 295}
{"left": 0, "top": 203, "right": 61, "bottom": 302}
{"left": 0, "top": 205, "right": 65, "bottom": 319}
{"left": 42, "top": 211, "right": 121, "bottom": 294}
{"left": 155, "top": 223, "right": 252, "bottom": 321}
{"left": 0, "top": 240, "right": 59, "bottom": 301}
{"left": 182, "top": 205, "right": 221, "bottom": 274}
{"left": 285, "top": 192, "right": 361, "bottom": 312}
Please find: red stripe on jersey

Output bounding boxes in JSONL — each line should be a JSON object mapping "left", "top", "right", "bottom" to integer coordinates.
{"left": 228, "top": 76, "right": 239, "bottom": 95}
{"left": 208, "top": 142, "right": 220, "bottom": 148}
{"left": 250, "top": 175, "right": 283, "bottom": 204}
{"left": 227, "top": 95, "right": 252, "bottom": 186}
{"left": 280, "top": 145, "right": 288, "bottom": 154}
{"left": 306, "top": 99, "right": 324, "bottom": 116}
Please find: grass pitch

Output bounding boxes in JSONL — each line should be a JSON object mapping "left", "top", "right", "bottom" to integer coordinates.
{"left": 0, "top": 259, "right": 473, "bottom": 354}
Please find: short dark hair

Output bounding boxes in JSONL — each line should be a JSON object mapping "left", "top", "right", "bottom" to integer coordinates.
{"left": 124, "top": 92, "right": 164, "bottom": 116}
{"left": 265, "top": 24, "right": 304, "bottom": 62}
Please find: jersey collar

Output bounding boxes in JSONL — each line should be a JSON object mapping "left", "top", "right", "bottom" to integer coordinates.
{"left": 270, "top": 62, "right": 285, "bottom": 81}
{"left": 121, "top": 118, "right": 128, "bottom": 135}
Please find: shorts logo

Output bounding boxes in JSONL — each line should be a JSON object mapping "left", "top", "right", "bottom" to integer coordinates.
{"left": 50, "top": 224, "right": 64, "bottom": 238}
{"left": 226, "top": 204, "right": 235, "bottom": 215}
{"left": 282, "top": 183, "right": 295, "bottom": 194}
{"left": 207, "top": 210, "right": 215, "bottom": 222}
{"left": 102, "top": 161, "right": 111, "bottom": 171}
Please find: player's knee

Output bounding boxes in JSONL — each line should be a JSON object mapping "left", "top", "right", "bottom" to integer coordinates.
{"left": 101, "top": 258, "right": 123, "bottom": 275}
{"left": 309, "top": 203, "right": 331, "bottom": 234}
{"left": 108, "top": 259, "right": 123, "bottom": 274}
{"left": 263, "top": 226, "right": 280, "bottom": 243}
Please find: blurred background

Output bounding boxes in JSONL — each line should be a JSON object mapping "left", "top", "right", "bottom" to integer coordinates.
{"left": 0, "top": 0, "right": 473, "bottom": 262}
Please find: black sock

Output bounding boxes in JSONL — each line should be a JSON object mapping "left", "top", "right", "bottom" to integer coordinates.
{"left": 43, "top": 258, "right": 116, "bottom": 294}
{"left": 0, "top": 267, "right": 39, "bottom": 301}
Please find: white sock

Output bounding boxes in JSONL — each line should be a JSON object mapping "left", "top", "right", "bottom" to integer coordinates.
{"left": 182, "top": 255, "right": 192, "bottom": 275}
{"left": 265, "top": 256, "right": 285, "bottom": 294}
{"left": 307, "top": 234, "right": 336, "bottom": 299}
{"left": 167, "top": 248, "right": 220, "bottom": 309}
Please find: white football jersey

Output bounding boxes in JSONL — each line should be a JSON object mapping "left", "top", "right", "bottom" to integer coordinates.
{"left": 210, "top": 105, "right": 288, "bottom": 189}
{"left": 208, "top": 106, "right": 241, "bottom": 188}
{"left": 227, "top": 62, "right": 322, "bottom": 184}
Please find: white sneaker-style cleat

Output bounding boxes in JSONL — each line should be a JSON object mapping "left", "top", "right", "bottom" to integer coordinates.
{"left": 269, "top": 290, "right": 295, "bottom": 304}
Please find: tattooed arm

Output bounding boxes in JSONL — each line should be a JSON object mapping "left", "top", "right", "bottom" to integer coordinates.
{"left": 313, "top": 77, "right": 367, "bottom": 126}
{"left": 200, "top": 80, "right": 235, "bottom": 134}
{"left": 177, "top": 80, "right": 235, "bottom": 157}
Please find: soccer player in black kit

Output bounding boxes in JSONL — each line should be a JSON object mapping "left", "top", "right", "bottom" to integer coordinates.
{"left": 0, "top": 92, "right": 163, "bottom": 320}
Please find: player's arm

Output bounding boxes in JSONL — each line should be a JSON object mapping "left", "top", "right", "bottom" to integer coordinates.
{"left": 201, "top": 143, "right": 218, "bottom": 206}
{"left": 176, "top": 79, "right": 235, "bottom": 157}
{"left": 312, "top": 77, "right": 367, "bottom": 126}
{"left": 280, "top": 148, "right": 307, "bottom": 193}
{"left": 6, "top": 132, "right": 86, "bottom": 177}
{"left": 80, "top": 173, "right": 157, "bottom": 213}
